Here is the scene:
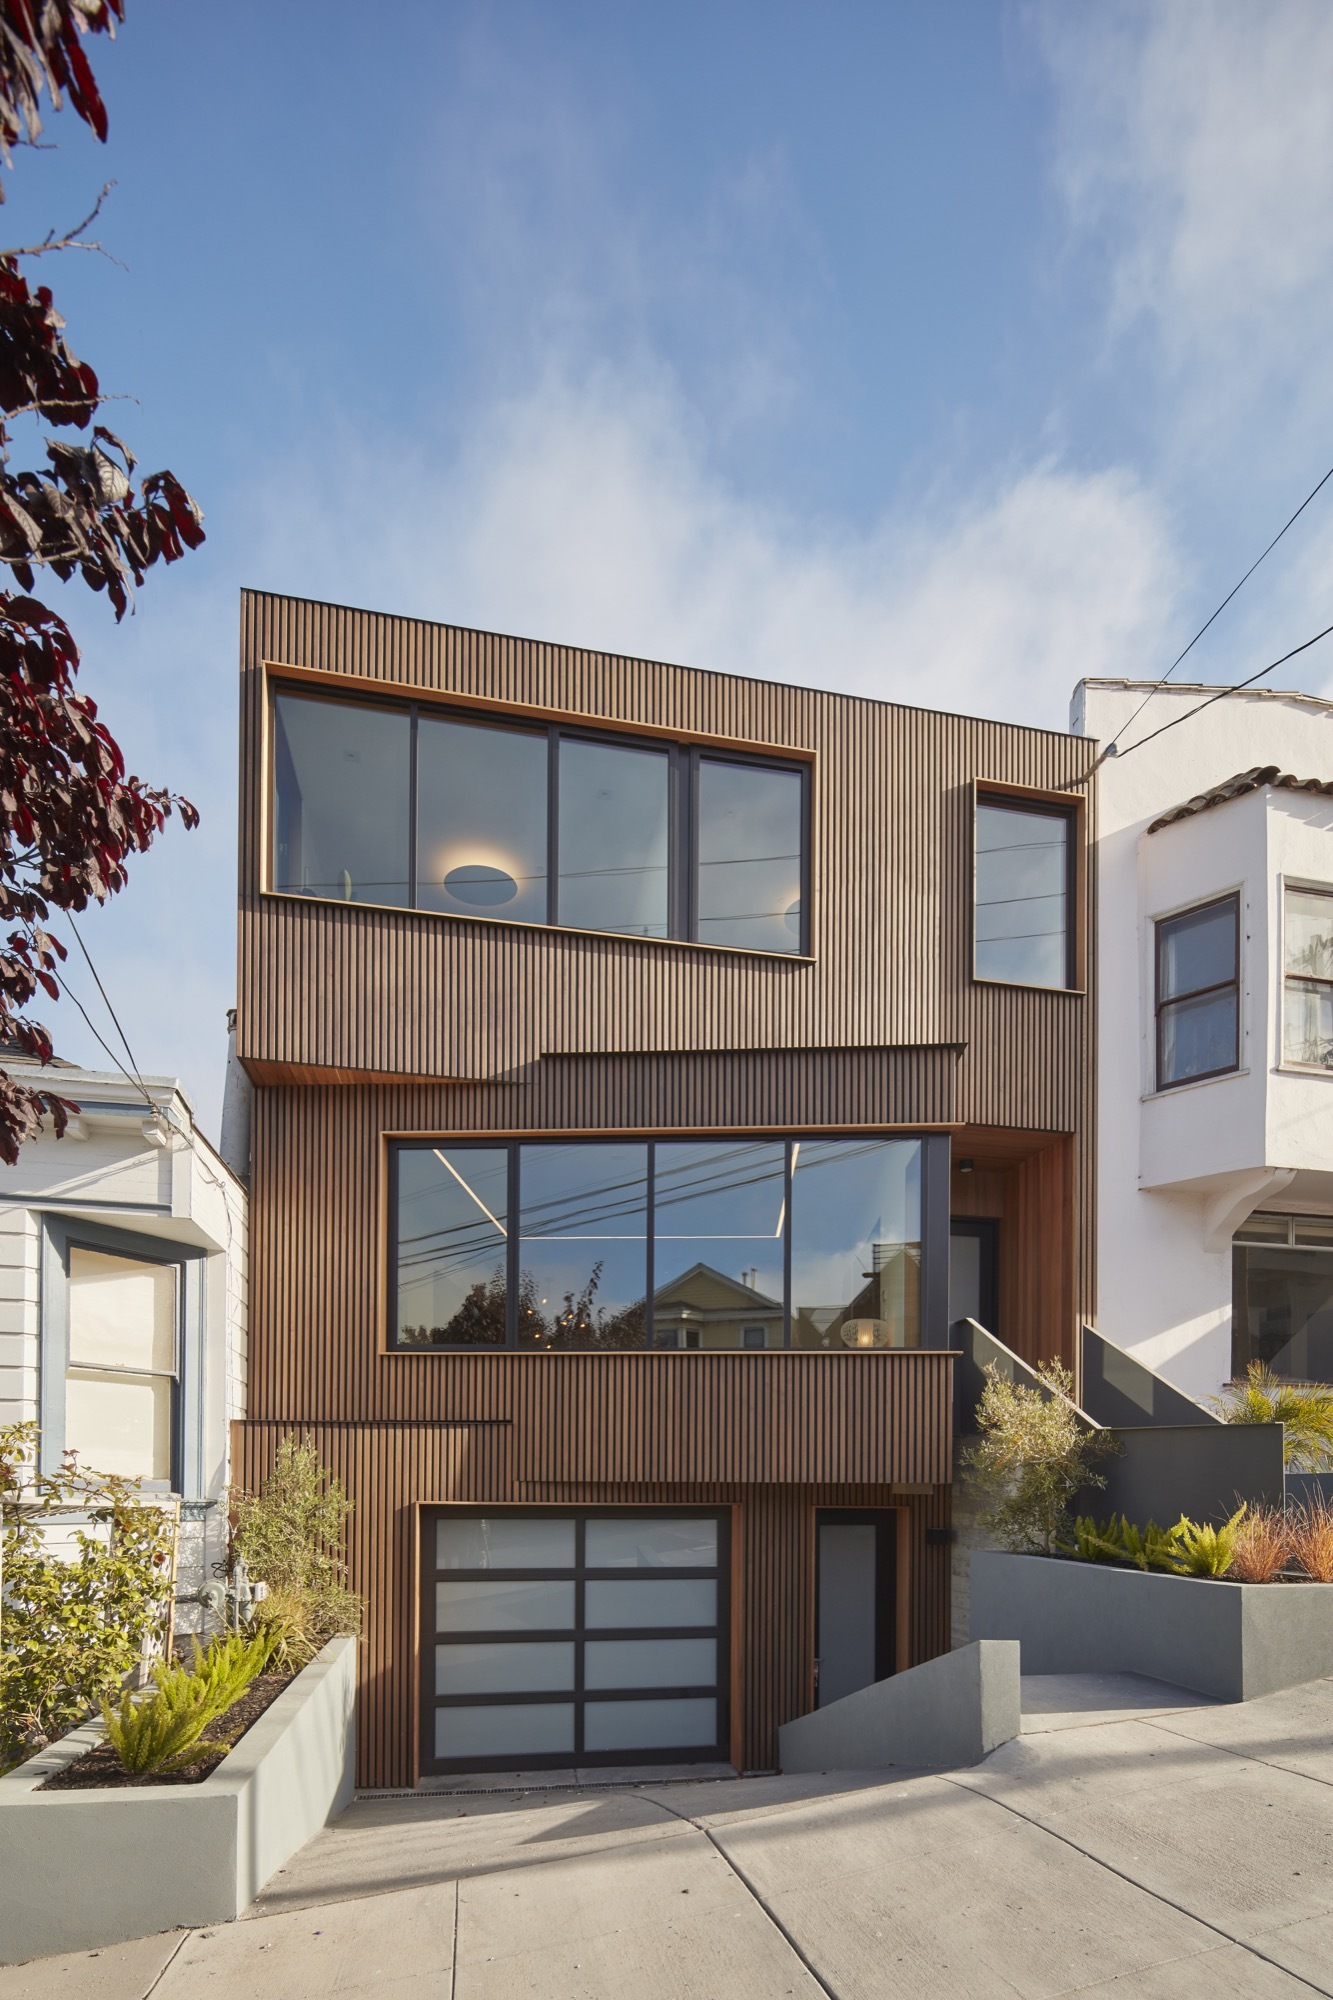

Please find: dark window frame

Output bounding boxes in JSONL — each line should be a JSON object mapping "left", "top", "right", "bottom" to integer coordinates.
{"left": 419, "top": 1504, "right": 731, "bottom": 1774}
{"left": 269, "top": 681, "right": 811, "bottom": 957}
{"left": 1154, "top": 892, "right": 1241, "bottom": 1092}
{"left": 1282, "top": 882, "right": 1333, "bottom": 1071}
{"left": 387, "top": 1131, "right": 951, "bottom": 1354}
{"left": 971, "top": 788, "right": 1079, "bottom": 993}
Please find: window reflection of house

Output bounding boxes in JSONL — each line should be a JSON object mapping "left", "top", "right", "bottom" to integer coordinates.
{"left": 652, "top": 1264, "right": 784, "bottom": 1350}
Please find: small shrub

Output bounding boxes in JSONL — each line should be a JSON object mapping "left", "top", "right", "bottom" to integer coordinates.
{"left": 1212, "top": 1365, "right": 1333, "bottom": 1472}
{"left": 101, "top": 1630, "right": 273, "bottom": 1778}
{"left": 1229, "top": 1504, "right": 1290, "bottom": 1583}
{"left": 229, "top": 1436, "right": 361, "bottom": 1656}
{"left": 1172, "top": 1506, "right": 1244, "bottom": 1578}
{"left": 1067, "top": 1513, "right": 1185, "bottom": 1572}
{"left": 246, "top": 1585, "right": 323, "bottom": 1671}
{"left": 1288, "top": 1494, "right": 1333, "bottom": 1581}
{"left": 182, "top": 1628, "right": 276, "bottom": 1712}
{"left": 959, "top": 1362, "right": 1121, "bottom": 1555}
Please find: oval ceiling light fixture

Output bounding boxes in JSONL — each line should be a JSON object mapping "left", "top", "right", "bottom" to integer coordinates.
{"left": 444, "top": 863, "right": 519, "bottom": 907}
{"left": 840, "top": 1318, "right": 892, "bottom": 1350}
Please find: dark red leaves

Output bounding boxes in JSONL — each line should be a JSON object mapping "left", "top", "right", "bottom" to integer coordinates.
{"left": 0, "top": 4, "right": 124, "bottom": 188}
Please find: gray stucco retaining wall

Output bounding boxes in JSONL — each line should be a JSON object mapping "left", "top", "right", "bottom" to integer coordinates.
{"left": 779, "top": 1640, "right": 1021, "bottom": 1773}
{"left": 970, "top": 1552, "right": 1333, "bottom": 1701}
{"left": 0, "top": 1634, "right": 355, "bottom": 1965}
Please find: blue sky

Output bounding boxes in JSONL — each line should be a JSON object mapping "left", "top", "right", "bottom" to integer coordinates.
{"left": 10, "top": 1, "right": 1333, "bottom": 1136}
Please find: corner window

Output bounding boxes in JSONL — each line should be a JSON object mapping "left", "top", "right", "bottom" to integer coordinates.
{"left": 1284, "top": 886, "right": 1333, "bottom": 1069}
{"left": 271, "top": 686, "right": 809, "bottom": 954}
{"left": 974, "top": 796, "right": 1074, "bottom": 989}
{"left": 64, "top": 1246, "right": 179, "bottom": 1484}
{"left": 1233, "top": 1213, "right": 1333, "bottom": 1379}
{"left": 1155, "top": 895, "right": 1239, "bottom": 1090}
{"left": 390, "top": 1134, "right": 935, "bottom": 1351}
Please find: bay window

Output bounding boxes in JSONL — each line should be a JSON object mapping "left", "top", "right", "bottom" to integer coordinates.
{"left": 1155, "top": 895, "right": 1240, "bottom": 1089}
{"left": 1283, "top": 885, "right": 1333, "bottom": 1069}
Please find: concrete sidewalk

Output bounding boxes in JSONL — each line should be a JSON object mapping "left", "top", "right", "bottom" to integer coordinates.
{"left": 9, "top": 1675, "right": 1333, "bottom": 1997}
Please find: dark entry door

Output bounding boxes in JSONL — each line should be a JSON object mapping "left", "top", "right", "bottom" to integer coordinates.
{"left": 950, "top": 1217, "right": 1000, "bottom": 1335}
{"left": 814, "top": 1509, "right": 896, "bottom": 1709}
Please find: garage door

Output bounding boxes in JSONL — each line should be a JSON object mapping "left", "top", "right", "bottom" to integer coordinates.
{"left": 421, "top": 1508, "right": 730, "bottom": 1774}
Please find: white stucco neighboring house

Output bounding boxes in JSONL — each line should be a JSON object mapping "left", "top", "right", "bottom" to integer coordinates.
{"left": 0, "top": 1053, "right": 247, "bottom": 1622}
{"left": 1073, "top": 678, "right": 1333, "bottom": 1403}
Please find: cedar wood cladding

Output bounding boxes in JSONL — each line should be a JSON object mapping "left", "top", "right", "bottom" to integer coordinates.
{"left": 236, "top": 1420, "right": 951, "bottom": 1785}
{"left": 236, "top": 591, "right": 1095, "bottom": 1784}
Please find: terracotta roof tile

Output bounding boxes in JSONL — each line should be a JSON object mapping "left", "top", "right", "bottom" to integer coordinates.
{"left": 1147, "top": 766, "right": 1333, "bottom": 833}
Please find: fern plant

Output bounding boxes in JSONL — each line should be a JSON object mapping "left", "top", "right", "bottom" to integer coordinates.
{"left": 101, "top": 1629, "right": 273, "bottom": 1777}
{"left": 182, "top": 1629, "right": 275, "bottom": 1713}
{"left": 1170, "top": 1506, "right": 1245, "bottom": 1577}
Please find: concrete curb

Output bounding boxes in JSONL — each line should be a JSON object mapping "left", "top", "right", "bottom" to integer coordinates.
{"left": 0, "top": 1633, "right": 356, "bottom": 1965}
{"left": 778, "top": 1640, "right": 1021, "bottom": 1773}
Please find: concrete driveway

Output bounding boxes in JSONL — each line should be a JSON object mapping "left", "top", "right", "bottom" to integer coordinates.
{"left": 9, "top": 1674, "right": 1333, "bottom": 1998}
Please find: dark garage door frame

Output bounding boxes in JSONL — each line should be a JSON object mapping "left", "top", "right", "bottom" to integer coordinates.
{"left": 419, "top": 1504, "right": 732, "bottom": 1775}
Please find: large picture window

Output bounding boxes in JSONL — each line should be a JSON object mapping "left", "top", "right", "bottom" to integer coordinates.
{"left": 391, "top": 1134, "right": 940, "bottom": 1351}
{"left": 1155, "top": 894, "right": 1240, "bottom": 1090}
{"left": 1283, "top": 886, "right": 1333, "bottom": 1070}
{"left": 272, "top": 686, "right": 809, "bottom": 954}
{"left": 1233, "top": 1214, "right": 1333, "bottom": 1381}
{"left": 974, "top": 796, "right": 1075, "bottom": 989}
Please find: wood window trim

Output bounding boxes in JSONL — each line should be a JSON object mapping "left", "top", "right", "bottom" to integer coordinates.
{"left": 970, "top": 779, "right": 1087, "bottom": 995}
{"left": 1154, "top": 891, "right": 1241, "bottom": 1092}
{"left": 381, "top": 1128, "right": 950, "bottom": 1358}
{"left": 262, "top": 665, "right": 816, "bottom": 960}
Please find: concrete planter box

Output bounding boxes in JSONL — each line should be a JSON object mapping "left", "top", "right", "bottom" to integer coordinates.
{"left": 0, "top": 1633, "right": 355, "bottom": 1966}
{"left": 971, "top": 1551, "right": 1333, "bottom": 1702}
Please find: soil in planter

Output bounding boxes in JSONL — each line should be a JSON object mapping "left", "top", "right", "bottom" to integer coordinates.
{"left": 38, "top": 1673, "right": 295, "bottom": 1791}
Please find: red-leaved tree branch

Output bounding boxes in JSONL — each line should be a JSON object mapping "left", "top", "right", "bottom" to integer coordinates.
{"left": 0, "top": 0, "right": 203, "bottom": 1162}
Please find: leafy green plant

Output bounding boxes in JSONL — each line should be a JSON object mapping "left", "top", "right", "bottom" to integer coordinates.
{"left": 246, "top": 1584, "right": 323, "bottom": 1672}
{"left": 1067, "top": 1512, "right": 1185, "bottom": 1571}
{"left": 1, "top": 1420, "right": 175, "bottom": 1767}
{"left": 959, "top": 1362, "right": 1121, "bottom": 1555}
{"left": 1172, "top": 1506, "right": 1244, "bottom": 1577}
{"left": 101, "top": 1629, "right": 275, "bottom": 1778}
{"left": 1211, "top": 1364, "right": 1333, "bottom": 1471}
{"left": 230, "top": 1436, "right": 361, "bottom": 1658}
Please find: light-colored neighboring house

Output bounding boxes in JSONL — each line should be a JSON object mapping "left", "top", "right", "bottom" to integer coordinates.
{"left": 1074, "top": 678, "right": 1333, "bottom": 1402}
{"left": 0, "top": 1055, "right": 247, "bottom": 1624}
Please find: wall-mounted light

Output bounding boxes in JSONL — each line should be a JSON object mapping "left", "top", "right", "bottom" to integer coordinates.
{"left": 958, "top": 1157, "right": 975, "bottom": 1174}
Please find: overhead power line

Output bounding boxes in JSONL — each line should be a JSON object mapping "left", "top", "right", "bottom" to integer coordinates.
{"left": 1111, "top": 618, "right": 1333, "bottom": 763}
{"left": 1106, "top": 455, "right": 1333, "bottom": 758}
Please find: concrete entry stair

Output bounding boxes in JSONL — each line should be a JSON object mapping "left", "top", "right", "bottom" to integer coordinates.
{"left": 779, "top": 1637, "right": 1021, "bottom": 1773}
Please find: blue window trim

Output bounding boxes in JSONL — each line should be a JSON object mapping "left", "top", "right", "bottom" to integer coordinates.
{"left": 39, "top": 1216, "right": 208, "bottom": 1495}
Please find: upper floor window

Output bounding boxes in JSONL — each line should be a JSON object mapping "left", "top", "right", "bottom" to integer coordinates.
{"left": 1283, "top": 885, "right": 1333, "bottom": 1070}
{"left": 272, "top": 687, "right": 808, "bottom": 955}
{"left": 1155, "top": 894, "right": 1239, "bottom": 1090}
{"left": 974, "top": 796, "right": 1075, "bottom": 989}
{"left": 391, "top": 1133, "right": 930, "bottom": 1352}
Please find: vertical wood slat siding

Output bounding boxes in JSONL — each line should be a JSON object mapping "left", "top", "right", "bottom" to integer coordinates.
{"left": 237, "top": 590, "right": 1095, "bottom": 1091}
{"left": 234, "top": 1420, "right": 949, "bottom": 1787}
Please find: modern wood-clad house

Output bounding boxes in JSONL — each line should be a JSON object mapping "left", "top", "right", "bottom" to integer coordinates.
{"left": 234, "top": 590, "right": 1096, "bottom": 1787}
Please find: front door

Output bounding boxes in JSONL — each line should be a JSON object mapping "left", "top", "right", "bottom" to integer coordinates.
{"left": 950, "top": 1217, "right": 1000, "bottom": 1335}
{"left": 814, "top": 1509, "right": 896, "bottom": 1708}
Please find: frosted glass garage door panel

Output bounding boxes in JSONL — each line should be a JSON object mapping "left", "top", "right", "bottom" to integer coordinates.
{"left": 434, "top": 1704, "right": 575, "bottom": 1760}
{"left": 436, "top": 1579, "right": 575, "bottom": 1633}
{"left": 583, "top": 1699, "right": 717, "bottom": 1752}
{"left": 583, "top": 1638, "right": 716, "bottom": 1690}
{"left": 584, "top": 1518, "right": 718, "bottom": 1569}
{"left": 435, "top": 1642, "right": 575, "bottom": 1696}
{"left": 584, "top": 1578, "right": 716, "bottom": 1628}
{"left": 435, "top": 1516, "right": 576, "bottom": 1570}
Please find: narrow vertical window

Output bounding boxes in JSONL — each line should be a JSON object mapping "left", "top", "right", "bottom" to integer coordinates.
{"left": 696, "top": 759, "right": 805, "bottom": 954}
{"left": 517, "top": 1143, "right": 649, "bottom": 1348}
{"left": 974, "top": 798, "right": 1073, "bottom": 989}
{"left": 789, "top": 1139, "right": 922, "bottom": 1350}
{"left": 272, "top": 691, "right": 411, "bottom": 907}
{"left": 652, "top": 1140, "right": 787, "bottom": 1348}
{"left": 416, "top": 715, "right": 548, "bottom": 923}
{"left": 65, "top": 1248, "right": 178, "bottom": 1483}
{"left": 1283, "top": 886, "right": 1333, "bottom": 1069}
{"left": 1155, "top": 895, "right": 1239, "bottom": 1089}
{"left": 394, "top": 1146, "right": 509, "bottom": 1348}
{"left": 556, "top": 739, "right": 670, "bottom": 938}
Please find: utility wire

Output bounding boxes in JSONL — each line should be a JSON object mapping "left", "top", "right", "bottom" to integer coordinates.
{"left": 1111, "top": 619, "right": 1333, "bottom": 762}
{"left": 1106, "top": 456, "right": 1333, "bottom": 759}
{"left": 57, "top": 974, "right": 154, "bottom": 1109}
{"left": 65, "top": 911, "right": 150, "bottom": 1102}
